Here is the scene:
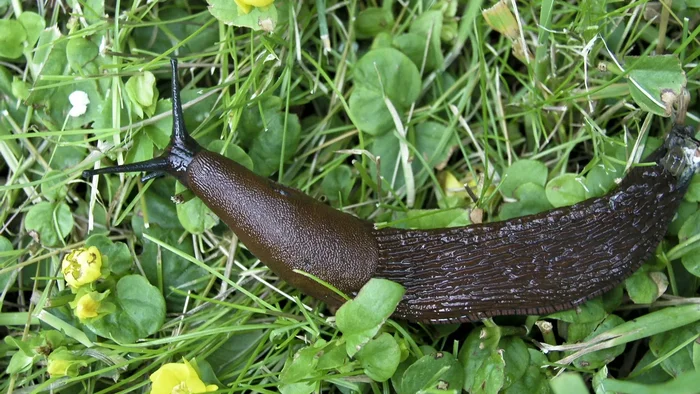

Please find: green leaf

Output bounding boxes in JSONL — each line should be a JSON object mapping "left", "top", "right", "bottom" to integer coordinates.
{"left": 208, "top": 140, "right": 254, "bottom": 171}
{"left": 85, "top": 275, "right": 166, "bottom": 343}
{"left": 0, "top": 19, "right": 27, "bottom": 59}
{"left": 85, "top": 234, "right": 132, "bottom": 275}
{"left": 321, "top": 165, "right": 354, "bottom": 204}
{"left": 400, "top": 350, "right": 464, "bottom": 394}
{"left": 678, "top": 211, "right": 700, "bottom": 260}
{"left": 124, "top": 132, "right": 154, "bottom": 166}
{"left": 399, "top": 208, "right": 471, "bottom": 229}
{"left": 668, "top": 200, "right": 697, "bottom": 236}
{"left": 18, "top": 12, "right": 45, "bottom": 49}
{"left": 546, "top": 173, "right": 587, "bottom": 207}
{"left": 206, "top": 330, "right": 266, "bottom": 374}
{"left": 685, "top": 174, "right": 700, "bottom": 202}
{"left": 408, "top": 10, "right": 444, "bottom": 71}
{"left": 248, "top": 112, "right": 301, "bottom": 176}
{"left": 458, "top": 326, "right": 501, "bottom": 392}
{"left": 547, "top": 298, "right": 607, "bottom": 323}
{"left": 136, "top": 223, "right": 208, "bottom": 311}
{"left": 125, "top": 72, "right": 158, "bottom": 118}
{"left": 355, "top": 7, "right": 394, "bottom": 39}
{"left": 349, "top": 48, "right": 421, "bottom": 135}
{"left": 207, "top": 0, "right": 278, "bottom": 31}
{"left": 550, "top": 373, "right": 589, "bottom": 394}
{"left": 572, "top": 314, "right": 626, "bottom": 370}
{"left": 336, "top": 278, "right": 405, "bottom": 357}
{"left": 503, "top": 349, "right": 551, "bottom": 394}
{"left": 625, "top": 270, "right": 667, "bottom": 304}
{"left": 356, "top": 333, "right": 401, "bottom": 382}
{"left": 24, "top": 202, "right": 74, "bottom": 247}
{"left": 585, "top": 162, "right": 620, "bottom": 198}
{"left": 144, "top": 100, "right": 174, "bottom": 149}
{"left": 279, "top": 344, "right": 321, "bottom": 394}
{"left": 501, "top": 337, "right": 530, "bottom": 389}
{"left": 40, "top": 170, "right": 68, "bottom": 202}
{"left": 176, "top": 181, "right": 220, "bottom": 234}
{"left": 66, "top": 36, "right": 99, "bottom": 72}
{"left": 649, "top": 324, "right": 700, "bottom": 377}
{"left": 472, "top": 350, "right": 506, "bottom": 394}
{"left": 625, "top": 55, "right": 686, "bottom": 117}
{"left": 499, "top": 183, "right": 553, "bottom": 220}
{"left": 499, "top": 159, "right": 548, "bottom": 198}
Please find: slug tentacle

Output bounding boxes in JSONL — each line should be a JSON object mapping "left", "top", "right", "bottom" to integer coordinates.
{"left": 373, "top": 125, "right": 699, "bottom": 324}
{"left": 83, "top": 59, "right": 200, "bottom": 186}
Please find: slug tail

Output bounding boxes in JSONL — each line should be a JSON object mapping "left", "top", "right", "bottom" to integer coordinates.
{"left": 374, "top": 125, "right": 698, "bottom": 324}
{"left": 83, "top": 58, "right": 200, "bottom": 185}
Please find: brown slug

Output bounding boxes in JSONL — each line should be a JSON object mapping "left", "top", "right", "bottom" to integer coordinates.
{"left": 84, "top": 60, "right": 700, "bottom": 324}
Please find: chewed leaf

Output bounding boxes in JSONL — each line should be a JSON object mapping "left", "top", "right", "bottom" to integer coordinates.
{"left": 625, "top": 55, "right": 686, "bottom": 117}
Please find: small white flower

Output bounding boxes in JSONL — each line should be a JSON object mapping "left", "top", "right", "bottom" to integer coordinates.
{"left": 68, "top": 90, "right": 90, "bottom": 117}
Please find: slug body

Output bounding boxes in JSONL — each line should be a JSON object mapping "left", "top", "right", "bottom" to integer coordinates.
{"left": 84, "top": 60, "right": 700, "bottom": 323}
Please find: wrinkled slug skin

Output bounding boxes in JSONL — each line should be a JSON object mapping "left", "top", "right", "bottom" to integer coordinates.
{"left": 186, "top": 150, "right": 379, "bottom": 306}
{"left": 373, "top": 161, "right": 687, "bottom": 323}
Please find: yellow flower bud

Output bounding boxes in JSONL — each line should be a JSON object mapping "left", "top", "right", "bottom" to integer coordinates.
{"left": 61, "top": 246, "right": 102, "bottom": 288}
{"left": 47, "top": 358, "right": 72, "bottom": 377}
{"left": 150, "top": 359, "right": 217, "bottom": 394}
{"left": 234, "top": 0, "right": 274, "bottom": 15}
{"left": 74, "top": 292, "right": 100, "bottom": 320}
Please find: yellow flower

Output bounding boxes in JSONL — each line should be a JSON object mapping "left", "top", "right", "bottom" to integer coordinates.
{"left": 234, "top": 0, "right": 274, "bottom": 14}
{"left": 47, "top": 358, "right": 73, "bottom": 377}
{"left": 61, "top": 246, "right": 102, "bottom": 288}
{"left": 47, "top": 347, "right": 88, "bottom": 377}
{"left": 74, "top": 292, "right": 100, "bottom": 320}
{"left": 150, "top": 359, "right": 217, "bottom": 394}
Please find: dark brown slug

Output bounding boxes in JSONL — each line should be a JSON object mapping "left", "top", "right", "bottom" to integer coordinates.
{"left": 84, "top": 60, "right": 700, "bottom": 324}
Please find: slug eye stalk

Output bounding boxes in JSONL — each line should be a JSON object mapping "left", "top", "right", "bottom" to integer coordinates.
{"left": 83, "top": 59, "right": 201, "bottom": 186}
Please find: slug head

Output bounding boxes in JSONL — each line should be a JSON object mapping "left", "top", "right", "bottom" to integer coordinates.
{"left": 82, "top": 59, "right": 201, "bottom": 187}
{"left": 660, "top": 124, "right": 700, "bottom": 183}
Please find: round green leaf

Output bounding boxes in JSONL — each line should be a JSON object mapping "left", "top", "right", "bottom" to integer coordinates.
{"left": 248, "top": 112, "right": 301, "bottom": 176}
{"left": 355, "top": 7, "right": 394, "bottom": 39}
{"left": 625, "top": 270, "right": 667, "bottom": 304}
{"left": 585, "top": 163, "right": 618, "bottom": 198}
{"left": 499, "top": 159, "right": 548, "bottom": 198}
{"left": 545, "top": 173, "right": 587, "bottom": 208}
{"left": 336, "top": 278, "right": 405, "bottom": 357}
{"left": 24, "top": 202, "right": 74, "bottom": 247}
{"left": 349, "top": 48, "right": 420, "bottom": 135}
{"left": 66, "top": 36, "right": 99, "bottom": 71}
{"left": 85, "top": 275, "right": 166, "bottom": 343}
{"left": 18, "top": 12, "right": 45, "bottom": 49}
{"left": 625, "top": 55, "right": 686, "bottom": 117}
{"left": 208, "top": 140, "right": 254, "bottom": 171}
{"left": 321, "top": 165, "right": 354, "bottom": 204}
{"left": 498, "top": 183, "right": 553, "bottom": 220}
{"left": 0, "top": 20, "right": 27, "bottom": 59}
{"left": 356, "top": 333, "right": 401, "bottom": 382}
{"left": 85, "top": 234, "right": 132, "bottom": 275}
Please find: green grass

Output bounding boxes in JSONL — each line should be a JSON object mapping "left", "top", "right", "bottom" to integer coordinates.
{"left": 1, "top": 0, "right": 700, "bottom": 393}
